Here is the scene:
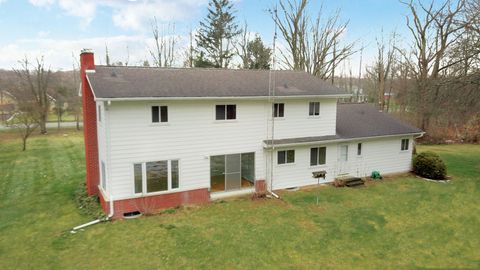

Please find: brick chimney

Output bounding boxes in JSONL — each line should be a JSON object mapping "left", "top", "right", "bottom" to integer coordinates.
{"left": 80, "top": 49, "right": 99, "bottom": 196}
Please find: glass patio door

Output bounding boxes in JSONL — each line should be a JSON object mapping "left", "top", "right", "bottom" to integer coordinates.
{"left": 210, "top": 152, "right": 255, "bottom": 192}
{"left": 225, "top": 154, "right": 241, "bottom": 190}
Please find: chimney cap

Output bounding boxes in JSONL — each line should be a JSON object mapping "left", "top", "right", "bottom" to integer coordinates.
{"left": 81, "top": 48, "right": 94, "bottom": 54}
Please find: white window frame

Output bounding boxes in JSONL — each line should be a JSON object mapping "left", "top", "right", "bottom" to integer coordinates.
{"left": 308, "top": 101, "right": 320, "bottom": 117}
{"left": 401, "top": 138, "right": 410, "bottom": 151}
{"left": 100, "top": 160, "right": 106, "bottom": 192}
{"left": 273, "top": 103, "right": 285, "bottom": 118}
{"left": 357, "top": 142, "right": 363, "bottom": 157}
{"left": 310, "top": 146, "right": 327, "bottom": 167}
{"left": 150, "top": 105, "right": 169, "bottom": 124}
{"left": 277, "top": 150, "right": 295, "bottom": 165}
{"left": 133, "top": 159, "right": 180, "bottom": 195}
{"left": 97, "top": 104, "right": 102, "bottom": 123}
{"left": 215, "top": 104, "right": 237, "bottom": 121}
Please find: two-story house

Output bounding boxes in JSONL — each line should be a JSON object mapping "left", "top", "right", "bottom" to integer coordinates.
{"left": 79, "top": 50, "right": 423, "bottom": 218}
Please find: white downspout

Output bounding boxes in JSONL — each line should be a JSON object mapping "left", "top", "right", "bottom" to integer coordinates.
{"left": 70, "top": 196, "right": 114, "bottom": 233}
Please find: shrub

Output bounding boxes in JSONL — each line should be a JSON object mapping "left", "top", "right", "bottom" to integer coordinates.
{"left": 74, "top": 183, "right": 105, "bottom": 219}
{"left": 413, "top": 151, "right": 447, "bottom": 180}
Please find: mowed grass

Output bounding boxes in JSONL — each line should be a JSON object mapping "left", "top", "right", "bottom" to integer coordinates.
{"left": 0, "top": 131, "right": 479, "bottom": 269}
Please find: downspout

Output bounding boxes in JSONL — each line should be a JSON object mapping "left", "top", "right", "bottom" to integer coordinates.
{"left": 70, "top": 196, "right": 114, "bottom": 233}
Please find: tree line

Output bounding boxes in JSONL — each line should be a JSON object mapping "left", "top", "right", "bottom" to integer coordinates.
{"left": 1, "top": 0, "right": 479, "bottom": 150}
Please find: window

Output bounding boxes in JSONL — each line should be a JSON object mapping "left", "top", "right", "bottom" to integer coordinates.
{"left": 151, "top": 106, "right": 168, "bottom": 123}
{"left": 310, "top": 147, "right": 326, "bottom": 166}
{"left": 357, "top": 143, "right": 362, "bottom": 156}
{"left": 101, "top": 161, "right": 106, "bottom": 191}
{"left": 97, "top": 105, "right": 102, "bottom": 122}
{"left": 216, "top": 104, "right": 236, "bottom": 120}
{"left": 340, "top": 145, "right": 348, "bottom": 161}
{"left": 273, "top": 103, "right": 284, "bottom": 118}
{"left": 309, "top": 102, "right": 320, "bottom": 116}
{"left": 401, "top": 139, "right": 409, "bottom": 151}
{"left": 133, "top": 160, "right": 179, "bottom": 194}
{"left": 278, "top": 150, "right": 295, "bottom": 164}
{"left": 134, "top": 163, "right": 142, "bottom": 194}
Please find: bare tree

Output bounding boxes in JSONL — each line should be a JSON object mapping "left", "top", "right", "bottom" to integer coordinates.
{"left": 150, "top": 17, "right": 177, "bottom": 67}
{"left": 271, "top": 0, "right": 355, "bottom": 81}
{"left": 235, "top": 21, "right": 251, "bottom": 69}
{"left": 397, "top": 0, "right": 468, "bottom": 130}
{"left": 7, "top": 108, "right": 38, "bottom": 151}
{"left": 13, "top": 57, "right": 52, "bottom": 134}
{"left": 366, "top": 32, "right": 397, "bottom": 111}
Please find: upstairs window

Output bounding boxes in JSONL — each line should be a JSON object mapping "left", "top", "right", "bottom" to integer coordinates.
{"left": 278, "top": 150, "right": 295, "bottom": 165}
{"left": 309, "top": 102, "right": 320, "bottom": 116}
{"left": 273, "top": 103, "right": 285, "bottom": 118}
{"left": 152, "top": 106, "right": 168, "bottom": 123}
{"left": 310, "top": 147, "right": 326, "bottom": 166}
{"left": 401, "top": 139, "right": 409, "bottom": 151}
{"left": 216, "top": 104, "right": 236, "bottom": 120}
{"left": 357, "top": 143, "right": 362, "bottom": 156}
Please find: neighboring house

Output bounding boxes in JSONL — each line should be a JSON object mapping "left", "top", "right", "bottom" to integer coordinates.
{"left": 79, "top": 50, "right": 423, "bottom": 219}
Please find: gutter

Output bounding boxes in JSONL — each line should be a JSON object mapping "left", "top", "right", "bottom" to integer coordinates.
{"left": 71, "top": 196, "right": 114, "bottom": 233}
{"left": 263, "top": 132, "right": 425, "bottom": 149}
{"left": 93, "top": 94, "right": 352, "bottom": 102}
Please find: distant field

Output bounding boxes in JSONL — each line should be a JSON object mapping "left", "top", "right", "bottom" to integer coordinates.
{"left": 0, "top": 131, "right": 479, "bottom": 269}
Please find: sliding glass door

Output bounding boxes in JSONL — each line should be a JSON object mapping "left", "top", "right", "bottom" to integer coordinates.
{"left": 210, "top": 152, "right": 255, "bottom": 192}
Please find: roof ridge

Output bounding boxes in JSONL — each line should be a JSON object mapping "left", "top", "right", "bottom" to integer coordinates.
{"left": 95, "top": 65, "right": 306, "bottom": 73}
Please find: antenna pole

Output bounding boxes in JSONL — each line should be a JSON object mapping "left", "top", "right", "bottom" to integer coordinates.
{"left": 269, "top": 7, "right": 278, "bottom": 193}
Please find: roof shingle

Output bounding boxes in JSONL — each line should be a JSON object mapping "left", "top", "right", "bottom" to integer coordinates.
{"left": 87, "top": 66, "right": 348, "bottom": 99}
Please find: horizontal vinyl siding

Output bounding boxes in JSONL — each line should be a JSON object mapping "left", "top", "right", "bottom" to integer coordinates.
{"left": 272, "top": 98, "right": 337, "bottom": 139}
{"left": 107, "top": 100, "right": 269, "bottom": 199}
{"left": 271, "top": 136, "right": 414, "bottom": 190}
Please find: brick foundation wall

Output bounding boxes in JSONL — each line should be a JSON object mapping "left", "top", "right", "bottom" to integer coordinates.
{"left": 80, "top": 51, "right": 99, "bottom": 196}
{"left": 99, "top": 188, "right": 210, "bottom": 219}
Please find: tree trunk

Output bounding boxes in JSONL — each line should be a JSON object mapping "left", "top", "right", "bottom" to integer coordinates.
{"left": 22, "top": 137, "right": 27, "bottom": 151}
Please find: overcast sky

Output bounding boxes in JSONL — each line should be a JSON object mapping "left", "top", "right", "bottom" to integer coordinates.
{"left": 0, "top": 0, "right": 412, "bottom": 73}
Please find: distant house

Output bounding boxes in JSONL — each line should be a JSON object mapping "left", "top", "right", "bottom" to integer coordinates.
{"left": 79, "top": 50, "right": 423, "bottom": 219}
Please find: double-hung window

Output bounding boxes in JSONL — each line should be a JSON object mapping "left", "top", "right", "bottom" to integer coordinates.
{"left": 273, "top": 103, "right": 285, "bottom": 118}
{"left": 357, "top": 143, "right": 362, "bottom": 156}
{"left": 151, "top": 106, "right": 168, "bottom": 123}
{"left": 401, "top": 139, "right": 409, "bottom": 151}
{"left": 216, "top": 104, "right": 236, "bottom": 120}
{"left": 134, "top": 160, "right": 179, "bottom": 194}
{"left": 310, "top": 147, "right": 326, "bottom": 166}
{"left": 278, "top": 150, "right": 295, "bottom": 165}
{"left": 309, "top": 102, "right": 320, "bottom": 116}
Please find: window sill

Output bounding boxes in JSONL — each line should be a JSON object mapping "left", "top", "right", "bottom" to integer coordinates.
{"left": 213, "top": 120, "right": 238, "bottom": 124}
{"left": 277, "top": 162, "right": 296, "bottom": 167}
{"left": 149, "top": 123, "right": 170, "bottom": 127}
{"left": 309, "top": 164, "right": 327, "bottom": 169}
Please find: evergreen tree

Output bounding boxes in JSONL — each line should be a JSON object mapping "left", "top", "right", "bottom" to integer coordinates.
{"left": 247, "top": 36, "right": 272, "bottom": 69}
{"left": 196, "top": 0, "right": 240, "bottom": 68}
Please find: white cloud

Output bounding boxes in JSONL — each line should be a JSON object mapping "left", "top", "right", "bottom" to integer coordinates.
{"left": 0, "top": 34, "right": 191, "bottom": 70}
{"left": 28, "top": 0, "right": 208, "bottom": 30}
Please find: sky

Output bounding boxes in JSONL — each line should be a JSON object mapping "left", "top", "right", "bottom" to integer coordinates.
{"left": 0, "top": 0, "right": 413, "bottom": 73}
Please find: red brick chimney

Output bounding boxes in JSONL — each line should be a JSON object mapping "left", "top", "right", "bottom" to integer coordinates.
{"left": 80, "top": 49, "right": 99, "bottom": 196}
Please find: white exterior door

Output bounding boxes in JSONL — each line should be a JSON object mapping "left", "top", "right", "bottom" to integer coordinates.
{"left": 338, "top": 144, "right": 350, "bottom": 175}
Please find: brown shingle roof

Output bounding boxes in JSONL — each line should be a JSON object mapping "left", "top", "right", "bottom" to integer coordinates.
{"left": 87, "top": 66, "right": 348, "bottom": 99}
{"left": 264, "top": 103, "right": 423, "bottom": 146}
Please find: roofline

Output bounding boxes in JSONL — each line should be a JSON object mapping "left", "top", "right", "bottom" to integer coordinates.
{"left": 263, "top": 132, "right": 425, "bottom": 148}
{"left": 93, "top": 94, "right": 351, "bottom": 102}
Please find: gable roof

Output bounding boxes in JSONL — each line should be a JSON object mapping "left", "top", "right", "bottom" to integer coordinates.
{"left": 264, "top": 103, "right": 423, "bottom": 146}
{"left": 86, "top": 66, "right": 348, "bottom": 99}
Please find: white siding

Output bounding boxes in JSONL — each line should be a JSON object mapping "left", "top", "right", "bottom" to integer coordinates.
{"left": 272, "top": 98, "right": 337, "bottom": 139}
{"left": 270, "top": 136, "right": 415, "bottom": 190}
{"left": 96, "top": 101, "right": 108, "bottom": 194}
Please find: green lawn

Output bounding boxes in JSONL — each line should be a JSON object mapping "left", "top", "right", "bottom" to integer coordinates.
{"left": 1, "top": 131, "right": 479, "bottom": 269}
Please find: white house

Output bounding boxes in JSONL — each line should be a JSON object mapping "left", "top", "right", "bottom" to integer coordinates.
{"left": 79, "top": 50, "right": 423, "bottom": 218}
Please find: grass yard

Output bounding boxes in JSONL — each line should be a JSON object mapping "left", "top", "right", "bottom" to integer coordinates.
{"left": 1, "top": 130, "right": 479, "bottom": 269}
